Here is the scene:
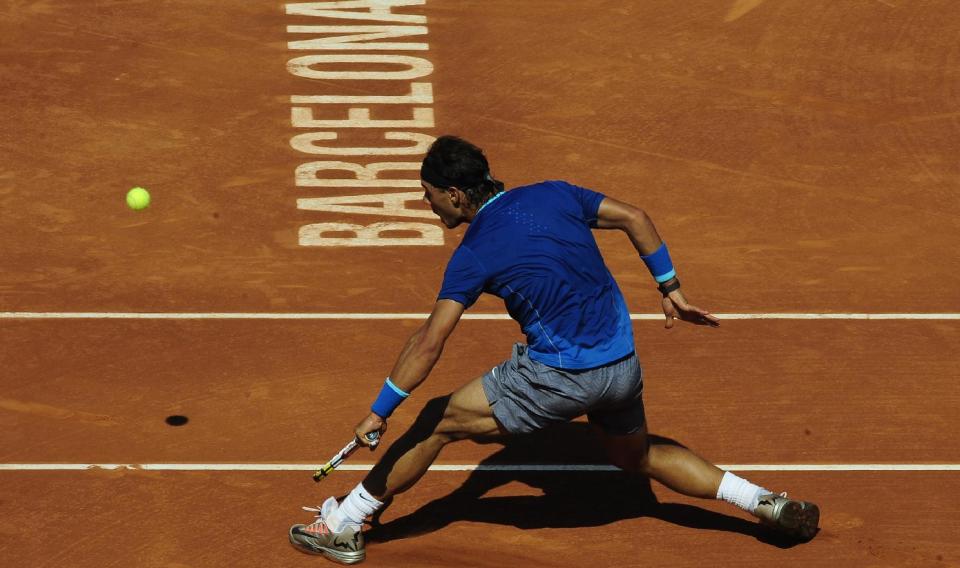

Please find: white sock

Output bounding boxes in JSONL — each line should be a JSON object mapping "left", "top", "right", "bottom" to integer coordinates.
{"left": 716, "top": 471, "right": 770, "bottom": 515}
{"left": 326, "top": 482, "right": 383, "bottom": 532}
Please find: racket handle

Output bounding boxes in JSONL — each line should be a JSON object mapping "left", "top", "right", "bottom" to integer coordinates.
{"left": 311, "top": 432, "right": 382, "bottom": 482}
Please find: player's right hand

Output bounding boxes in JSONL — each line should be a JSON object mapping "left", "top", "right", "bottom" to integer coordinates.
{"left": 355, "top": 412, "right": 386, "bottom": 450}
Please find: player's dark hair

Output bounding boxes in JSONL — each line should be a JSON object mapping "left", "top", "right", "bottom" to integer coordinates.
{"left": 421, "top": 135, "right": 505, "bottom": 208}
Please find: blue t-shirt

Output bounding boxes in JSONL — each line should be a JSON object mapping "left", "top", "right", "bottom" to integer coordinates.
{"left": 438, "top": 180, "right": 635, "bottom": 369}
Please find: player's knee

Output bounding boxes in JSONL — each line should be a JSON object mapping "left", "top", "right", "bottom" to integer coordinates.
{"left": 610, "top": 451, "right": 649, "bottom": 474}
{"left": 412, "top": 393, "right": 489, "bottom": 444}
{"left": 434, "top": 417, "right": 469, "bottom": 443}
{"left": 433, "top": 401, "right": 480, "bottom": 443}
{"left": 606, "top": 438, "right": 652, "bottom": 475}
{"left": 632, "top": 452, "right": 654, "bottom": 476}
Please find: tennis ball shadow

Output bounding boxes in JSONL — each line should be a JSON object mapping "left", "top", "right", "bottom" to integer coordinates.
{"left": 165, "top": 415, "right": 189, "bottom": 426}
{"left": 366, "top": 421, "right": 801, "bottom": 548}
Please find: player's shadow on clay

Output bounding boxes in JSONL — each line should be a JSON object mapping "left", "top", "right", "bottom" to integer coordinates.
{"left": 365, "top": 421, "right": 801, "bottom": 549}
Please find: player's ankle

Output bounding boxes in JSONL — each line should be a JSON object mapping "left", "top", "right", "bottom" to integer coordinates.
{"left": 329, "top": 482, "right": 384, "bottom": 532}
{"left": 716, "top": 471, "right": 770, "bottom": 515}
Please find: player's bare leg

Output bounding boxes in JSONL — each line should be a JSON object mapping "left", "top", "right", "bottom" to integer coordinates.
{"left": 596, "top": 422, "right": 724, "bottom": 498}
{"left": 596, "top": 425, "right": 819, "bottom": 540}
{"left": 363, "top": 374, "right": 503, "bottom": 499}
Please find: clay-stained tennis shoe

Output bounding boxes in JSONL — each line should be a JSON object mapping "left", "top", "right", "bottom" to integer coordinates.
{"left": 754, "top": 492, "right": 820, "bottom": 541}
{"left": 289, "top": 497, "right": 366, "bottom": 564}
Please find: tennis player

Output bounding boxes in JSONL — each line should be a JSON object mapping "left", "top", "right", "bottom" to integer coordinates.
{"left": 290, "top": 135, "right": 820, "bottom": 563}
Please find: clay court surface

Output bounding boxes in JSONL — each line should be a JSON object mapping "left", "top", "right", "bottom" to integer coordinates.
{"left": 2, "top": 0, "right": 959, "bottom": 566}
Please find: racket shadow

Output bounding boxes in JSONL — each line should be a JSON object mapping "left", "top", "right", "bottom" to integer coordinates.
{"left": 365, "top": 422, "right": 794, "bottom": 547}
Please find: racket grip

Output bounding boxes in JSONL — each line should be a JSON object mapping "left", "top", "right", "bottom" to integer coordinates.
{"left": 312, "top": 463, "right": 334, "bottom": 482}
{"left": 311, "top": 432, "right": 381, "bottom": 482}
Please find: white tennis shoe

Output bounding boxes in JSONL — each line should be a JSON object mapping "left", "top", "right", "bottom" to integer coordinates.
{"left": 289, "top": 497, "right": 366, "bottom": 564}
{"left": 754, "top": 492, "right": 820, "bottom": 541}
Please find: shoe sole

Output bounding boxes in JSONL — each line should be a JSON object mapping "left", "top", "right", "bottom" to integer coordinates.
{"left": 776, "top": 500, "right": 820, "bottom": 541}
{"left": 288, "top": 528, "right": 366, "bottom": 564}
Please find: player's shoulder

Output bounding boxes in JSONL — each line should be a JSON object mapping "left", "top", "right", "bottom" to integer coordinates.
{"left": 507, "top": 180, "right": 582, "bottom": 197}
{"left": 513, "top": 179, "right": 576, "bottom": 190}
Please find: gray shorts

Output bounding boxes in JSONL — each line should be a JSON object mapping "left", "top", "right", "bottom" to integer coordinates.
{"left": 482, "top": 343, "right": 645, "bottom": 436}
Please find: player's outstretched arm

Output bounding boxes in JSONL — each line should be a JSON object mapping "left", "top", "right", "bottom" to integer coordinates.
{"left": 354, "top": 299, "right": 465, "bottom": 446}
{"left": 595, "top": 197, "right": 720, "bottom": 329}
{"left": 594, "top": 196, "right": 664, "bottom": 255}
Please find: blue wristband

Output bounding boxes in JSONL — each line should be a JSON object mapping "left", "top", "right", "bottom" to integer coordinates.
{"left": 641, "top": 242, "right": 676, "bottom": 283}
{"left": 371, "top": 378, "right": 409, "bottom": 418}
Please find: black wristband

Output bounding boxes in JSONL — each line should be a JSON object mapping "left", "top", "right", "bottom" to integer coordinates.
{"left": 658, "top": 278, "right": 681, "bottom": 296}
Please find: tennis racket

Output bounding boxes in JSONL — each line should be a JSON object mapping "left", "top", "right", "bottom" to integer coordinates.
{"left": 312, "top": 431, "right": 380, "bottom": 482}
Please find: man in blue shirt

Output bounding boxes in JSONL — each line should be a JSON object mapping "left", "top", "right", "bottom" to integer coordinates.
{"left": 290, "top": 136, "right": 819, "bottom": 564}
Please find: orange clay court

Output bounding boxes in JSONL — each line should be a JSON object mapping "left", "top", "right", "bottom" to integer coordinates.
{"left": 1, "top": 1, "right": 959, "bottom": 566}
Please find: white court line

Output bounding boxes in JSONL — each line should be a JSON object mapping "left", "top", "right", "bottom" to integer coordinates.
{"left": 1, "top": 463, "right": 958, "bottom": 472}
{"left": 1, "top": 312, "right": 959, "bottom": 320}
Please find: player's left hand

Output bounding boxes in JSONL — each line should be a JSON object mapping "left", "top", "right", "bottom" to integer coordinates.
{"left": 355, "top": 412, "right": 386, "bottom": 450}
{"left": 662, "top": 290, "right": 720, "bottom": 329}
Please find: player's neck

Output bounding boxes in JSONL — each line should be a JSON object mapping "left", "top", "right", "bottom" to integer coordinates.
{"left": 461, "top": 200, "right": 481, "bottom": 223}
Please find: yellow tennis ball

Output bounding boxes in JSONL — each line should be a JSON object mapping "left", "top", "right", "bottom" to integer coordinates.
{"left": 126, "top": 186, "right": 151, "bottom": 210}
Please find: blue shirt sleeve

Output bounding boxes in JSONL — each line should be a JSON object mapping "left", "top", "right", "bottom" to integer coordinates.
{"left": 437, "top": 245, "right": 487, "bottom": 309}
{"left": 555, "top": 181, "right": 606, "bottom": 227}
